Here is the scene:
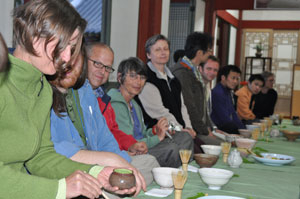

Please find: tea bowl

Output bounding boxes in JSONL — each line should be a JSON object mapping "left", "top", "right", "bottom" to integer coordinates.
{"left": 281, "top": 130, "right": 300, "bottom": 141}
{"left": 194, "top": 153, "right": 218, "bottom": 168}
{"left": 152, "top": 167, "right": 181, "bottom": 188}
{"left": 246, "top": 124, "right": 260, "bottom": 131}
{"left": 235, "top": 138, "right": 257, "bottom": 149}
{"left": 238, "top": 129, "right": 252, "bottom": 138}
{"left": 198, "top": 168, "right": 234, "bottom": 190}
{"left": 201, "top": 145, "right": 222, "bottom": 156}
{"left": 292, "top": 119, "right": 300, "bottom": 126}
{"left": 109, "top": 168, "right": 136, "bottom": 190}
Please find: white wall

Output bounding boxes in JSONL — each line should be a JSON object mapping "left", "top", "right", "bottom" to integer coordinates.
{"left": 213, "top": 18, "right": 219, "bottom": 56}
{"left": 110, "top": 0, "right": 140, "bottom": 81}
{"left": 194, "top": 0, "right": 205, "bottom": 32}
{"left": 243, "top": 10, "right": 300, "bottom": 21}
{"left": 161, "top": 0, "right": 170, "bottom": 36}
{"left": 0, "top": 1, "right": 14, "bottom": 47}
{"left": 228, "top": 26, "right": 237, "bottom": 65}
{"left": 226, "top": 10, "right": 239, "bottom": 19}
{"left": 110, "top": 0, "right": 171, "bottom": 81}
{"left": 225, "top": 10, "right": 238, "bottom": 65}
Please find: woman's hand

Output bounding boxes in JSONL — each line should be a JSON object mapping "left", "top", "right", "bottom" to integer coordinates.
{"left": 182, "top": 128, "right": 196, "bottom": 139}
{"left": 97, "top": 166, "right": 146, "bottom": 197}
{"left": 128, "top": 142, "right": 148, "bottom": 155}
{"left": 66, "top": 170, "right": 102, "bottom": 199}
{"left": 155, "top": 118, "right": 169, "bottom": 141}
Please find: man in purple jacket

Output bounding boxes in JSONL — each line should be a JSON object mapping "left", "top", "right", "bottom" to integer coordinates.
{"left": 211, "top": 65, "right": 245, "bottom": 134}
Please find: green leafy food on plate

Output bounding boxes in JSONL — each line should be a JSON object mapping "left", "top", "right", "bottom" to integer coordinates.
{"left": 258, "top": 138, "right": 274, "bottom": 142}
{"left": 233, "top": 174, "right": 240, "bottom": 177}
{"left": 253, "top": 147, "right": 268, "bottom": 152}
{"left": 187, "top": 192, "right": 207, "bottom": 199}
{"left": 243, "top": 157, "right": 255, "bottom": 164}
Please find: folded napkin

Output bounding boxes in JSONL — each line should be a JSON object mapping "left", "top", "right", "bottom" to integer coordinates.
{"left": 179, "top": 164, "right": 199, "bottom": 173}
{"left": 145, "top": 188, "right": 173, "bottom": 197}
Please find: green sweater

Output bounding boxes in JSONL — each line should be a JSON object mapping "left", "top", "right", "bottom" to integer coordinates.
{"left": 108, "top": 88, "right": 160, "bottom": 148}
{"left": 0, "top": 55, "right": 93, "bottom": 198}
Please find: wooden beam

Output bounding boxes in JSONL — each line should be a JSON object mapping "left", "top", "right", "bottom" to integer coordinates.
{"left": 241, "top": 21, "right": 300, "bottom": 29}
{"left": 235, "top": 11, "right": 242, "bottom": 67}
{"left": 204, "top": 0, "right": 216, "bottom": 35}
{"left": 216, "top": 10, "right": 238, "bottom": 27}
{"left": 171, "top": 0, "right": 189, "bottom": 3}
{"left": 214, "top": 0, "right": 254, "bottom": 10}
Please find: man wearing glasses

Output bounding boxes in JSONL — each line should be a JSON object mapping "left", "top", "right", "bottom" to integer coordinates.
{"left": 86, "top": 42, "right": 159, "bottom": 186}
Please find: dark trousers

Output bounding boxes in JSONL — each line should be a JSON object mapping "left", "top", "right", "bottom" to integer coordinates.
{"left": 219, "top": 122, "right": 240, "bottom": 134}
{"left": 148, "top": 131, "right": 194, "bottom": 168}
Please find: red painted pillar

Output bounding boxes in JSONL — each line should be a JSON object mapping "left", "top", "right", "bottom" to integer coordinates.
{"left": 137, "top": 0, "right": 162, "bottom": 62}
{"left": 204, "top": 0, "right": 216, "bottom": 35}
{"left": 234, "top": 10, "right": 243, "bottom": 67}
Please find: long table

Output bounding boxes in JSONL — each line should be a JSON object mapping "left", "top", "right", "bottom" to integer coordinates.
{"left": 131, "top": 121, "right": 300, "bottom": 199}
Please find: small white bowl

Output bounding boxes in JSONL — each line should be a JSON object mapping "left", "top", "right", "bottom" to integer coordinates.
{"left": 201, "top": 145, "right": 222, "bottom": 156}
{"left": 246, "top": 124, "right": 260, "bottom": 131}
{"left": 235, "top": 138, "right": 257, "bottom": 149}
{"left": 198, "top": 168, "right": 234, "bottom": 190}
{"left": 238, "top": 129, "right": 252, "bottom": 138}
{"left": 152, "top": 167, "right": 181, "bottom": 188}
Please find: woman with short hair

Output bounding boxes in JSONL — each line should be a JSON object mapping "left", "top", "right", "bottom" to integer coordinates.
{"left": 137, "top": 34, "right": 196, "bottom": 139}
{"left": 108, "top": 57, "right": 194, "bottom": 167}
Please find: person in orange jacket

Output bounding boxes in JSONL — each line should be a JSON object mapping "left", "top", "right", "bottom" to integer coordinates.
{"left": 235, "top": 74, "right": 265, "bottom": 124}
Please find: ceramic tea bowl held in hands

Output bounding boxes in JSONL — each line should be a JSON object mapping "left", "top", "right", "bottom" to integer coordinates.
{"left": 152, "top": 167, "right": 181, "bottom": 188}
{"left": 194, "top": 153, "right": 218, "bottom": 168}
{"left": 109, "top": 168, "right": 136, "bottom": 190}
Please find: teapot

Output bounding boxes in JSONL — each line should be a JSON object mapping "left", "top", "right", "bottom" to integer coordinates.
{"left": 270, "top": 129, "right": 280, "bottom": 137}
{"left": 228, "top": 149, "right": 243, "bottom": 168}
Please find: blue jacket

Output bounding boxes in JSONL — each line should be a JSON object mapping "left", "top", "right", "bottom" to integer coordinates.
{"left": 50, "top": 80, "right": 131, "bottom": 162}
{"left": 211, "top": 83, "right": 245, "bottom": 129}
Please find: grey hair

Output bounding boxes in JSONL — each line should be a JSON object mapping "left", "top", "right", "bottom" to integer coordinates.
{"left": 261, "top": 71, "right": 274, "bottom": 82}
{"left": 117, "top": 57, "right": 147, "bottom": 85}
{"left": 85, "top": 42, "right": 114, "bottom": 57}
{"left": 145, "top": 34, "right": 170, "bottom": 55}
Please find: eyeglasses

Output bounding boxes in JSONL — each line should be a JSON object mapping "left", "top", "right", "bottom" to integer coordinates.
{"left": 88, "top": 58, "right": 115, "bottom": 73}
{"left": 127, "top": 72, "right": 147, "bottom": 81}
